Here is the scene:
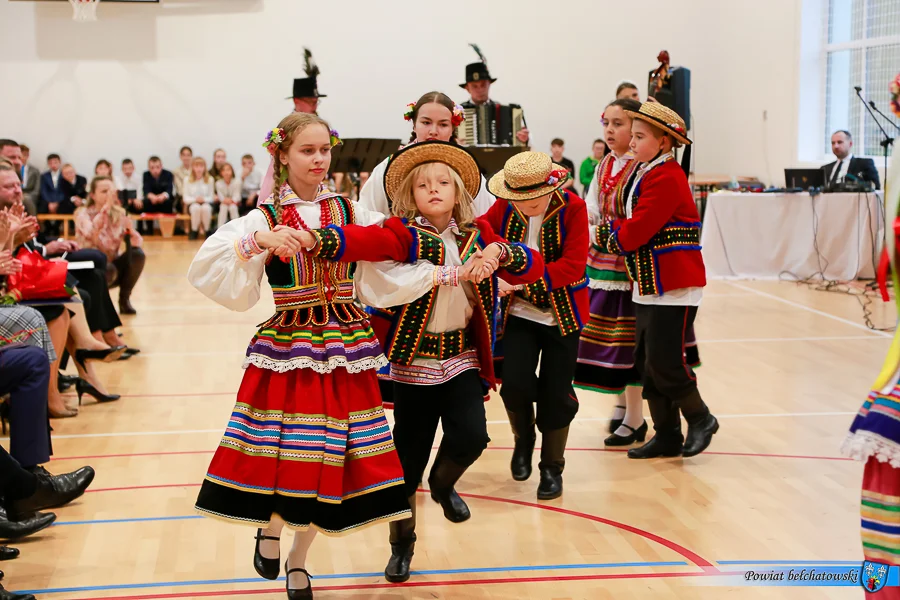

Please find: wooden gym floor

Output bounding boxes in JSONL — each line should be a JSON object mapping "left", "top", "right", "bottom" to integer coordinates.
{"left": 6, "top": 238, "right": 892, "bottom": 599}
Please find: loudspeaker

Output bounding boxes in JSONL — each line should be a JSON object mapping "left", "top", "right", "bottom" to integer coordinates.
{"left": 648, "top": 66, "right": 691, "bottom": 130}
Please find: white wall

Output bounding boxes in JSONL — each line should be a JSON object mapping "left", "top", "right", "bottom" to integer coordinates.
{"left": 0, "top": 0, "right": 811, "bottom": 186}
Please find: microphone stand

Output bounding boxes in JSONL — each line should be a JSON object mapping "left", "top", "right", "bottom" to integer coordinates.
{"left": 869, "top": 100, "right": 900, "bottom": 134}
{"left": 855, "top": 86, "right": 894, "bottom": 184}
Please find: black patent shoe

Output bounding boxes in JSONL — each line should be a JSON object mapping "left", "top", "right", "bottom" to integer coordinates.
{"left": 608, "top": 405, "right": 625, "bottom": 434}
{"left": 253, "top": 529, "right": 280, "bottom": 580}
{"left": 627, "top": 435, "right": 684, "bottom": 459}
{"left": 604, "top": 421, "right": 648, "bottom": 447}
{"left": 0, "top": 547, "right": 18, "bottom": 561}
{"left": 7, "top": 466, "right": 95, "bottom": 520}
{"left": 285, "top": 562, "right": 313, "bottom": 599}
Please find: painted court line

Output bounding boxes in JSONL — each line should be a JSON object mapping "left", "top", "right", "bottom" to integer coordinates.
{"left": 726, "top": 282, "right": 893, "bottom": 338}
{"left": 22, "top": 561, "right": 691, "bottom": 595}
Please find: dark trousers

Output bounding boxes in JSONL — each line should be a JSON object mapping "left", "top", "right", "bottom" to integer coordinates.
{"left": 0, "top": 346, "right": 51, "bottom": 468}
{"left": 392, "top": 369, "right": 489, "bottom": 497}
{"left": 499, "top": 316, "right": 579, "bottom": 432}
{"left": 67, "top": 249, "right": 121, "bottom": 333}
{"left": 107, "top": 247, "right": 146, "bottom": 304}
{"left": 633, "top": 304, "right": 709, "bottom": 439}
{"left": 0, "top": 446, "right": 37, "bottom": 500}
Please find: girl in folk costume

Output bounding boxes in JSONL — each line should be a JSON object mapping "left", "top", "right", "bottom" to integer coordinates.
{"left": 843, "top": 74, "right": 900, "bottom": 599}
{"left": 290, "top": 141, "right": 543, "bottom": 583}
{"left": 356, "top": 92, "right": 496, "bottom": 409}
{"left": 482, "top": 152, "right": 590, "bottom": 500}
{"left": 187, "top": 113, "right": 410, "bottom": 599}
{"left": 576, "top": 98, "right": 701, "bottom": 446}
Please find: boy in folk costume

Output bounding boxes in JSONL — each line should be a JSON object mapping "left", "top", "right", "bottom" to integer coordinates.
{"left": 594, "top": 103, "right": 718, "bottom": 459}
{"left": 289, "top": 141, "right": 543, "bottom": 583}
{"left": 482, "top": 152, "right": 590, "bottom": 500}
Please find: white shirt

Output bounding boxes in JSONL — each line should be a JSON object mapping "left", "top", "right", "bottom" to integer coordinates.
{"left": 509, "top": 210, "right": 558, "bottom": 326}
{"left": 242, "top": 169, "right": 262, "bottom": 195}
{"left": 115, "top": 173, "right": 141, "bottom": 195}
{"left": 586, "top": 152, "right": 633, "bottom": 226}
{"left": 624, "top": 152, "right": 702, "bottom": 307}
{"left": 50, "top": 169, "right": 59, "bottom": 188}
{"left": 182, "top": 178, "right": 215, "bottom": 205}
{"left": 216, "top": 178, "right": 243, "bottom": 202}
{"left": 831, "top": 154, "right": 853, "bottom": 183}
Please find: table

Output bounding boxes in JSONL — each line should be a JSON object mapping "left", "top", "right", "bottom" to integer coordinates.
{"left": 700, "top": 191, "right": 884, "bottom": 281}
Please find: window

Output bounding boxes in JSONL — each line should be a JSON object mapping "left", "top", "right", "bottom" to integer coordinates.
{"left": 823, "top": 0, "right": 900, "bottom": 157}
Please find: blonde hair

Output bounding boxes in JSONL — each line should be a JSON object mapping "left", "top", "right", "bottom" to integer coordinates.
{"left": 87, "top": 175, "right": 126, "bottom": 221}
{"left": 189, "top": 157, "right": 212, "bottom": 183}
{"left": 269, "top": 112, "right": 332, "bottom": 224}
{"left": 391, "top": 162, "right": 475, "bottom": 232}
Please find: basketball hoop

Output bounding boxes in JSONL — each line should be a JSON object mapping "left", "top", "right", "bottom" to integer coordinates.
{"left": 68, "top": 0, "right": 100, "bottom": 22}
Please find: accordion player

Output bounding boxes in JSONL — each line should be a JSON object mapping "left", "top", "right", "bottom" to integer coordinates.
{"left": 457, "top": 102, "right": 527, "bottom": 147}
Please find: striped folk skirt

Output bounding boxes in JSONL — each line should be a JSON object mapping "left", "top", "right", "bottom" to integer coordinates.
{"left": 195, "top": 362, "right": 411, "bottom": 535}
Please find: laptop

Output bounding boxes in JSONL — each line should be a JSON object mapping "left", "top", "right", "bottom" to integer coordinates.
{"left": 784, "top": 168, "right": 826, "bottom": 189}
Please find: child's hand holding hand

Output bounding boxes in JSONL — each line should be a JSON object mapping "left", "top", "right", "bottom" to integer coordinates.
{"left": 257, "top": 225, "right": 304, "bottom": 257}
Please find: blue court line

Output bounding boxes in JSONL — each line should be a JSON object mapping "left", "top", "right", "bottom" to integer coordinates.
{"left": 717, "top": 560, "right": 860, "bottom": 566}
{"left": 53, "top": 515, "right": 203, "bottom": 526}
{"left": 20, "top": 561, "right": 691, "bottom": 595}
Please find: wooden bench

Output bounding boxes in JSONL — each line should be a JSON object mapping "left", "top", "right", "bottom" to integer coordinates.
{"left": 132, "top": 213, "right": 191, "bottom": 238}
{"left": 36, "top": 214, "right": 76, "bottom": 239}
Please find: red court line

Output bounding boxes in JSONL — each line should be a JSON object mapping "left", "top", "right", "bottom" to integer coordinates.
{"left": 61, "top": 392, "right": 235, "bottom": 399}
{"left": 67, "top": 569, "right": 717, "bottom": 600}
{"left": 86, "top": 483, "right": 200, "bottom": 494}
{"left": 52, "top": 447, "right": 853, "bottom": 463}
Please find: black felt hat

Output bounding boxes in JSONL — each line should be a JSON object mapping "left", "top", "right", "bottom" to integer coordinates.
{"left": 460, "top": 43, "right": 497, "bottom": 88}
{"left": 287, "top": 48, "right": 327, "bottom": 99}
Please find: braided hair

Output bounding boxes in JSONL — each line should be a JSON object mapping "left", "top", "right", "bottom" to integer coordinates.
{"left": 406, "top": 91, "right": 459, "bottom": 145}
{"left": 268, "top": 112, "right": 332, "bottom": 224}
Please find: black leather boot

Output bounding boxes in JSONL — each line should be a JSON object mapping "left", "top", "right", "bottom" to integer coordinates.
{"left": 427, "top": 452, "right": 471, "bottom": 523}
{"left": 627, "top": 433, "right": 684, "bottom": 459}
{"left": 683, "top": 414, "right": 719, "bottom": 457}
{"left": 507, "top": 410, "right": 535, "bottom": 481}
{"left": 7, "top": 466, "right": 95, "bottom": 521}
{"left": 0, "top": 582, "right": 35, "bottom": 600}
{"left": 537, "top": 427, "right": 568, "bottom": 500}
{"left": 385, "top": 495, "right": 417, "bottom": 583}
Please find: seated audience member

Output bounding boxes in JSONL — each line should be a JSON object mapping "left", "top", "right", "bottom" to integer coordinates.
{"left": 825, "top": 130, "right": 881, "bottom": 190}
{"left": 209, "top": 148, "right": 227, "bottom": 181}
{"left": 214, "top": 162, "right": 241, "bottom": 227}
{"left": 39, "top": 153, "right": 65, "bottom": 215}
{"left": 19, "top": 144, "right": 41, "bottom": 217}
{"left": 616, "top": 81, "right": 640, "bottom": 101}
{"left": 579, "top": 138, "right": 609, "bottom": 194}
{"left": 140, "top": 156, "right": 175, "bottom": 234}
{"left": 240, "top": 154, "right": 262, "bottom": 214}
{"left": 115, "top": 158, "right": 141, "bottom": 210}
{"left": 173, "top": 145, "right": 192, "bottom": 209}
{"left": 0, "top": 140, "right": 36, "bottom": 217}
{"left": 94, "top": 159, "right": 113, "bottom": 178}
{"left": 550, "top": 138, "right": 576, "bottom": 190}
{"left": 75, "top": 176, "right": 145, "bottom": 315}
{"left": 183, "top": 157, "right": 214, "bottom": 239}
{"left": 58, "top": 163, "right": 87, "bottom": 215}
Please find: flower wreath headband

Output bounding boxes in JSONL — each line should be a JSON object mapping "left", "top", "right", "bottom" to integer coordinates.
{"left": 261, "top": 126, "right": 343, "bottom": 156}
{"left": 403, "top": 102, "right": 466, "bottom": 127}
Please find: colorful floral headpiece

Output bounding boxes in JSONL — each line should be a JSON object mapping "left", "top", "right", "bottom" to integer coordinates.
{"left": 262, "top": 128, "right": 285, "bottom": 155}
{"left": 668, "top": 122, "right": 686, "bottom": 135}
{"left": 546, "top": 169, "right": 568, "bottom": 186}
{"left": 451, "top": 103, "right": 466, "bottom": 127}
{"left": 890, "top": 73, "right": 900, "bottom": 118}
{"left": 330, "top": 129, "right": 342, "bottom": 148}
{"left": 403, "top": 102, "right": 417, "bottom": 122}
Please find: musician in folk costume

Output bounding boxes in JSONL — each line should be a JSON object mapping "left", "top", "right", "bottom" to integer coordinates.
{"left": 482, "top": 152, "right": 590, "bottom": 500}
{"left": 593, "top": 103, "right": 718, "bottom": 460}
{"left": 356, "top": 93, "right": 497, "bottom": 410}
{"left": 460, "top": 44, "right": 530, "bottom": 145}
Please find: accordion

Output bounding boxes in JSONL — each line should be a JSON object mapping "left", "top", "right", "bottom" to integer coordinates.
{"left": 457, "top": 103, "right": 526, "bottom": 147}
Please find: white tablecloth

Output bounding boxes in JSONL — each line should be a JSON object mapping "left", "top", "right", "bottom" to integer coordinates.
{"left": 700, "top": 191, "right": 884, "bottom": 280}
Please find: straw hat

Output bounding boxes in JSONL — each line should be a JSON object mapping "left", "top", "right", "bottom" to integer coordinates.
{"left": 487, "top": 151, "right": 570, "bottom": 201}
{"left": 383, "top": 140, "right": 482, "bottom": 202}
{"left": 624, "top": 103, "right": 692, "bottom": 146}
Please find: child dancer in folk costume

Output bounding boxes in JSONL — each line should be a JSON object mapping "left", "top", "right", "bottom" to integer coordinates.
{"left": 187, "top": 113, "right": 410, "bottom": 599}
{"left": 290, "top": 140, "right": 543, "bottom": 583}
{"left": 843, "top": 74, "right": 900, "bottom": 599}
{"left": 482, "top": 152, "right": 590, "bottom": 500}
{"left": 594, "top": 103, "right": 718, "bottom": 460}
{"left": 356, "top": 92, "right": 497, "bottom": 410}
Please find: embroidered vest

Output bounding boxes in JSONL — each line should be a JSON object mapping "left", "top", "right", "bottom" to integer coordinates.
{"left": 386, "top": 223, "right": 497, "bottom": 366}
{"left": 587, "top": 157, "right": 641, "bottom": 285}
{"left": 500, "top": 191, "right": 586, "bottom": 336}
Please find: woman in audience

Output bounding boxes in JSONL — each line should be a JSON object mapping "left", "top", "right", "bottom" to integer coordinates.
{"left": 209, "top": 148, "right": 227, "bottom": 181}
{"left": 215, "top": 163, "right": 241, "bottom": 227}
{"left": 183, "top": 157, "right": 215, "bottom": 240}
{"left": 94, "top": 160, "right": 113, "bottom": 178}
{"left": 75, "top": 176, "right": 145, "bottom": 316}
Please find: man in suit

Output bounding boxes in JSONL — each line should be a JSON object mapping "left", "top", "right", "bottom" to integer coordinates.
{"left": 0, "top": 139, "right": 37, "bottom": 216}
{"left": 38, "top": 153, "right": 65, "bottom": 214}
{"left": 825, "top": 130, "right": 880, "bottom": 190}
{"left": 19, "top": 144, "right": 40, "bottom": 215}
{"left": 139, "top": 156, "right": 174, "bottom": 234}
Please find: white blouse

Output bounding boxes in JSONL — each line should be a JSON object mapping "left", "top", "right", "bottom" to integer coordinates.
{"left": 354, "top": 155, "right": 497, "bottom": 308}
{"left": 188, "top": 198, "right": 385, "bottom": 312}
{"left": 215, "top": 178, "right": 243, "bottom": 202}
{"left": 183, "top": 178, "right": 215, "bottom": 205}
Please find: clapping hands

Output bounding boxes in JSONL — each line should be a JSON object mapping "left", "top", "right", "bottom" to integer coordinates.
{"left": 0, "top": 250, "right": 22, "bottom": 276}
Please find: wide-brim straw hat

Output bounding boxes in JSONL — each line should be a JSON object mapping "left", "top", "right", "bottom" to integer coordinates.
{"left": 384, "top": 140, "right": 482, "bottom": 202}
{"left": 624, "top": 102, "right": 691, "bottom": 145}
{"left": 487, "top": 151, "right": 570, "bottom": 201}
